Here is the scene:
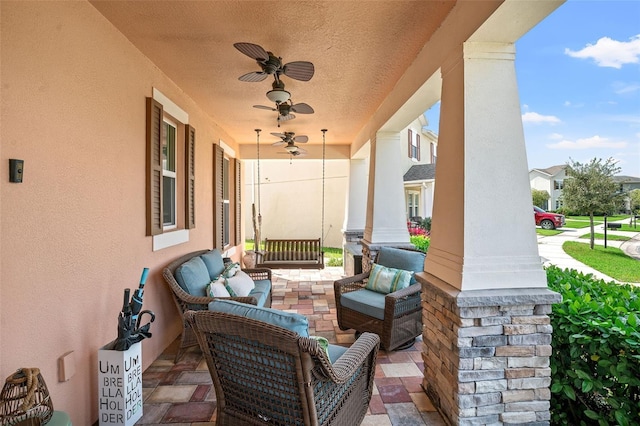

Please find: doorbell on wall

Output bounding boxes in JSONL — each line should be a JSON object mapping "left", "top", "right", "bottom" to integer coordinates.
{"left": 9, "top": 159, "right": 24, "bottom": 183}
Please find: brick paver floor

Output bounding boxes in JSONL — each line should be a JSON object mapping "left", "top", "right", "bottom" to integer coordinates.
{"left": 138, "top": 267, "right": 446, "bottom": 425}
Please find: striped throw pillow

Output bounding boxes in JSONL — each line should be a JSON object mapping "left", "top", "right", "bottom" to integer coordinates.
{"left": 365, "top": 263, "right": 412, "bottom": 294}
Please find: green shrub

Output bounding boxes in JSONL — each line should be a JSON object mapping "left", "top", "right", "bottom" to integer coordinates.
{"left": 410, "top": 235, "right": 430, "bottom": 253}
{"left": 546, "top": 265, "right": 640, "bottom": 425}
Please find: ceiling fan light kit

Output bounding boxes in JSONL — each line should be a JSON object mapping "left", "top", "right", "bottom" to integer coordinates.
{"left": 266, "top": 89, "right": 291, "bottom": 103}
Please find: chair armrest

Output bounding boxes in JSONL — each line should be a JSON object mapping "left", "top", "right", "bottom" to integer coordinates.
{"left": 384, "top": 283, "right": 422, "bottom": 317}
{"left": 242, "top": 267, "right": 272, "bottom": 281}
{"left": 311, "top": 332, "right": 380, "bottom": 384}
{"left": 333, "top": 271, "right": 370, "bottom": 295}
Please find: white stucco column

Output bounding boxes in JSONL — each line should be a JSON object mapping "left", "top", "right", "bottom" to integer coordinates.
{"left": 362, "top": 131, "right": 410, "bottom": 246}
{"left": 425, "top": 42, "right": 545, "bottom": 291}
{"left": 342, "top": 157, "right": 369, "bottom": 242}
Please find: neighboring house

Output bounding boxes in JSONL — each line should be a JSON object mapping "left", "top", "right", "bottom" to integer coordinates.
{"left": 529, "top": 165, "right": 567, "bottom": 211}
{"left": 530, "top": 166, "right": 640, "bottom": 213}
{"left": 614, "top": 175, "right": 640, "bottom": 213}
{"left": 402, "top": 115, "right": 438, "bottom": 221}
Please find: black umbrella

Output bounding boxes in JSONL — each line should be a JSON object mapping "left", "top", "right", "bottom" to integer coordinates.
{"left": 112, "top": 269, "right": 155, "bottom": 351}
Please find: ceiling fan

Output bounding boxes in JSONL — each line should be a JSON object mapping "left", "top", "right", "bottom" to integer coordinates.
{"left": 272, "top": 132, "right": 308, "bottom": 156}
{"left": 234, "top": 42, "right": 315, "bottom": 83}
{"left": 255, "top": 99, "right": 314, "bottom": 126}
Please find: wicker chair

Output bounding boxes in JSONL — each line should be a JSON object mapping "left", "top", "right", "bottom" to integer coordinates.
{"left": 162, "top": 250, "right": 272, "bottom": 362}
{"left": 185, "top": 309, "right": 380, "bottom": 426}
{"left": 334, "top": 246, "right": 426, "bottom": 351}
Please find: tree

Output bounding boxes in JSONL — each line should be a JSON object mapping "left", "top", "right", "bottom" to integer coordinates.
{"left": 531, "top": 188, "right": 550, "bottom": 209}
{"left": 630, "top": 189, "right": 640, "bottom": 214}
{"left": 562, "top": 158, "right": 622, "bottom": 249}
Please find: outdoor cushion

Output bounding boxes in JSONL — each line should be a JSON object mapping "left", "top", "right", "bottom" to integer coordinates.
{"left": 222, "top": 262, "right": 241, "bottom": 278}
{"left": 340, "top": 289, "right": 386, "bottom": 320}
{"left": 174, "top": 256, "right": 211, "bottom": 297}
{"left": 248, "top": 280, "right": 271, "bottom": 307}
{"left": 377, "top": 246, "right": 426, "bottom": 284}
{"left": 206, "top": 278, "right": 231, "bottom": 298}
{"left": 208, "top": 299, "right": 309, "bottom": 337}
{"left": 199, "top": 249, "right": 225, "bottom": 280}
{"left": 365, "top": 263, "right": 411, "bottom": 294}
{"left": 225, "top": 270, "right": 255, "bottom": 297}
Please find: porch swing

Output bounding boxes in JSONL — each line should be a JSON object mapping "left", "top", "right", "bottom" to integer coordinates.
{"left": 253, "top": 129, "right": 327, "bottom": 269}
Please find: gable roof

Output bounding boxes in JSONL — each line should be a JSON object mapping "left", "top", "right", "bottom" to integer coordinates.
{"left": 404, "top": 163, "right": 436, "bottom": 182}
{"left": 530, "top": 165, "right": 566, "bottom": 177}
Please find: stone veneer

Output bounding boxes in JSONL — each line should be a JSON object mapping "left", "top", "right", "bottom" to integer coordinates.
{"left": 417, "top": 272, "right": 562, "bottom": 426}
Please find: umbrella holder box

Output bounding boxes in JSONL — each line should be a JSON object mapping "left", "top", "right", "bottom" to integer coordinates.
{"left": 98, "top": 341, "right": 143, "bottom": 426}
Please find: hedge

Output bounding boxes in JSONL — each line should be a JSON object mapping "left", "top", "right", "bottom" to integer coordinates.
{"left": 547, "top": 265, "right": 640, "bottom": 425}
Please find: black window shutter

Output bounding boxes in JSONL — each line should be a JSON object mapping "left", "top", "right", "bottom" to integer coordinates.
{"left": 185, "top": 125, "right": 196, "bottom": 229}
{"left": 213, "top": 145, "right": 224, "bottom": 249}
{"left": 146, "top": 97, "right": 163, "bottom": 236}
{"left": 234, "top": 159, "right": 242, "bottom": 246}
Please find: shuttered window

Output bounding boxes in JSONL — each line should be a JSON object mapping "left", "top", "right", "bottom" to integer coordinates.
{"left": 146, "top": 96, "right": 195, "bottom": 238}
{"left": 408, "top": 129, "right": 413, "bottom": 159}
{"left": 213, "top": 144, "right": 224, "bottom": 249}
{"left": 234, "top": 159, "right": 242, "bottom": 246}
{"left": 416, "top": 133, "right": 421, "bottom": 161}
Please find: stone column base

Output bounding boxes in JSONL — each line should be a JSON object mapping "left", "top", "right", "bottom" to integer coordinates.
{"left": 417, "top": 272, "right": 561, "bottom": 426}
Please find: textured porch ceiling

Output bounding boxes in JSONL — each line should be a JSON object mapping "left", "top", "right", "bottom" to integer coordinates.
{"left": 89, "top": 1, "right": 456, "bottom": 151}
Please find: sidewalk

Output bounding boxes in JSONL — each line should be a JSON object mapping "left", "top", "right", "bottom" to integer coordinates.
{"left": 537, "top": 219, "right": 640, "bottom": 285}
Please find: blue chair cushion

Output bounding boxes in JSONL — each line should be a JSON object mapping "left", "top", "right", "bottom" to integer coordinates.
{"left": 248, "top": 279, "right": 271, "bottom": 307}
{"left": 340, "top": 289, "right": 386, "bottom": 320}
{"left": 377, "top": 247, "right": 426, "bottom": 284}
{"left": 328, "top": 343, "right": 348, "bottom": 363}
{"left": 174, "top": 256, "right": 211, "bottom": 297}
{"left": 199, "top": 249, "right": 225, "bottom": 280}
{"left": 209, "top": 299, "right": 309, "bottom": 337}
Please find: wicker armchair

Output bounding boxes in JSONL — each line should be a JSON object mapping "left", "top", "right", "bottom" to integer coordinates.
{"left": 185, "top": 309, "right": 380, "bottom": 426}
{"left": 334, "top": 246, "right": 426, "bottom": 351}
{"left": 162, "top": 250, "right": 272, "bottom": 362}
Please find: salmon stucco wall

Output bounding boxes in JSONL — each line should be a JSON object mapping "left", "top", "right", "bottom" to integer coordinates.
{"left": 1, "top": 2, "right": 240, "bottom": 424}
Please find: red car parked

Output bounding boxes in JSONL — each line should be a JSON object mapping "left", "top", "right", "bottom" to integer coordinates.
{"left": 534, "top": 206, "right": 565, "bottom": 230}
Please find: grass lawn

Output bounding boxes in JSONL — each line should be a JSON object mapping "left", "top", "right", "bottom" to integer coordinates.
{"left": 536, "top": 229, "right": 563, "bottom": 236}
{"left": 562, "top": 219, "right": 598, "bottom": 229}
{"left": 579, "top": 233, "right": 631, "bottom": 242}
{"left": 567, "top": 215, "right": 629, "bottom": 221}
{"left": 615, "top": 223, "right": 640, "bottom": 232}
{"left": 563, "top": 241, "right": 640, "bottom": 283}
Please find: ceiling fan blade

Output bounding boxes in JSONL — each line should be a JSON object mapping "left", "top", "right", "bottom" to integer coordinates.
{"left": 279, "top": 113, "right": 295, "bottom": 122}
{"left": 283, "top": 61, "right": 315, "bottom": 81}
{"left": 239, "top": 71, "right": 268, "bottom": 82}
{"left": 290, "top": 103, "right": 314, "bottom": 114}
{"left": 233, "top": 42, "right": 269, "bottom": 61}
{"left": 272, "top": 141, "right": 286, "bottom": 147}
{"left": 270, "top": 132, "right": 287, "bottom": 138}
{"left": 296, "top": 147, "right": 307, "bottom": 154}
{"left": 293, "top": 135, "right": 309, "bottom": 143}
{"left": 254, "top": 105, "right": 276, "bottom": 111}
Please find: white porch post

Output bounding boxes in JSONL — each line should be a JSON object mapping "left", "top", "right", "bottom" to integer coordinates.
{"left": 426, "top": 42, "right": 546, "bottom": 292}
{"left": 361, "top": 131, "right": 411, "bottom": 267}
{"left": 342, "top": 157, "right": 369, "bottom": 244}
{"left": 420, "top": 42, "right": 561, "bottom": 425}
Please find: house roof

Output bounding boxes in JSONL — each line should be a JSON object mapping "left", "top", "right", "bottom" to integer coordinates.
{"left": 404, "top": 163, "right": 436, "bottom": 182}
{"left": 530, "top": 165, "right": 566, "bottom": 177}
{"left": 614, "top": 175, "right": 640, "bottom": 183}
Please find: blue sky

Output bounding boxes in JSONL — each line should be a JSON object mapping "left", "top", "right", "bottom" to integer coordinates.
{"left": 426, "top": 0, "right": 640, "bottom": 177}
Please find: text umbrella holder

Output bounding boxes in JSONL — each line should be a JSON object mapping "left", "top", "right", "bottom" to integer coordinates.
{"left": 112, "top": 268, "right": 155, "bottom": 351}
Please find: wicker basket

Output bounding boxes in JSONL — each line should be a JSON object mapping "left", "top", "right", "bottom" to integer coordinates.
{"left": 0, "top": 368, "right": 53, "bottom": 426}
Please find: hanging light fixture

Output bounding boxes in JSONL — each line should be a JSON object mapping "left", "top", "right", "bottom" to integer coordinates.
{"left": 265, "top": 80, "right": 291, "bottom": 104}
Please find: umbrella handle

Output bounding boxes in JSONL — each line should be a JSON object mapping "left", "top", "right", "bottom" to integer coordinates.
{"left": 136, "top": 310, "right": 155, "bottom": 329}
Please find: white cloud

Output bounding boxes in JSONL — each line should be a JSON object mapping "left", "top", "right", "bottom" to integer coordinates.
{"left": 549, "top": 133, "right": 564, "bottom": 140}
{"left": 522, "top": 112, "right": 561, "bottom": 124}
{"left": 565, "top": 34, "right": 640, "bottom": 69}
{"left": 546, "top": 135, "right": 627, "bottom": 150}
{"left": 613, "top": 82, "right": 640, "bottom": 94}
